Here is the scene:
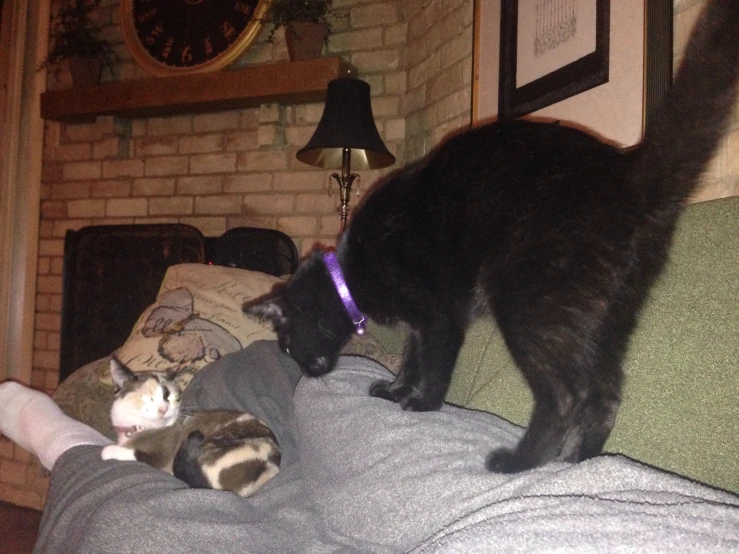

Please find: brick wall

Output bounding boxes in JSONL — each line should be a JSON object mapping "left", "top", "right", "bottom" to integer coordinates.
{"left": 2, "top": 0, "right": 412, "bottom": 510}
{"left": 2, "top": 0, "right": 737, "bottom": 510}
{"left": 32, "top": 0, "right": 409, "bottom": 392}
{"left": 404, "top": 0, "right": 474, "bottom": 159}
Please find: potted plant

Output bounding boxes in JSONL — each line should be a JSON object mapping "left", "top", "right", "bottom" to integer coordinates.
{"left": 41, "top": 0, "right": 118, "bottom": 87}
{"left": 261, "top": 0, "right": 340, "bottom": 62}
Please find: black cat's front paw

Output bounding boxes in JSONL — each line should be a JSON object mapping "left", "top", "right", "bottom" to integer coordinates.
{"left": 368, "top": 379, "right": 397, "bottom": 402}
{"left": 398, "top": 394, "right": 442, "bottom": 412}
{"left": 485, "top": 448, "right": 527, "bottom": 474}
{"left": 368, "top": 379, "right": 441, "bottom": 412}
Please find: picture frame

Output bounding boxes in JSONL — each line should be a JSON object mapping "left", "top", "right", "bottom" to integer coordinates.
{"left": 498, "top": 0, "right": 610, "bottom": 120}
{"left": 473, "top": 0, "right": 673, "bottom": 148}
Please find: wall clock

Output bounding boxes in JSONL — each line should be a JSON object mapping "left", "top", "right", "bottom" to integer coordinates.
{"left": 120, "top": 0, "right": 270, "bottom": 77}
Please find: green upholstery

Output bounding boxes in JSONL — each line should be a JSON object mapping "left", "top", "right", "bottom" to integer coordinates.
{"left": 55, "top": 197, "right": 738, "bottom": 494}
{"left": 378, "top": 196, "right": 739, "bottom": 493}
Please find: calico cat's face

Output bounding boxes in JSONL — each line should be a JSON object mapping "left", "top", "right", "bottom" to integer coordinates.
{"left": 109, "top": 358, "right": 182, "bottom": 434}
{"left": 245, "top": 251, "right": 354, "bottom": 377}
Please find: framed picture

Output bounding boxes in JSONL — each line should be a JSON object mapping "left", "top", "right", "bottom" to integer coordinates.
{"left": 473, "top": 0, "right": 673, "bottom": 147}
{"left": 498, "top": 0, "right": 610, "bottom": 120}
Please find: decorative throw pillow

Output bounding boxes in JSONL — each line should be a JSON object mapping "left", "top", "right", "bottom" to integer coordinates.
{"left": 99, "top": 263, "right": 283, "bottom": 390}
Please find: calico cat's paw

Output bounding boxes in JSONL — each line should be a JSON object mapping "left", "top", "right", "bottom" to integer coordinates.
{"left": 101, "top": 444, "right": 137, "bottom": 462}
{"left": 368, "top": 379, "right": 442, "bottom": 411}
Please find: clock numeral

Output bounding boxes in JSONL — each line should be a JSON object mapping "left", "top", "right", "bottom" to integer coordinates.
{"left": 161, "top": 37, "right": 175, "bottom": 60}
{"left": 145, "top": 24, "right": 164, "bottom": 46}
{"left": 234, "top": 2, "right": 253, "bottom": 16}
{"left": 221, "top": 21, "right": 236, "bottom": 41}
{"left": 204, "top": 37, "right": 214, "bottom": 58}
{"left": 137, "top": 7, "right": 158, "bottom": 24}
{"left": 181, "top": 45, "right": 193, "bottom": 64}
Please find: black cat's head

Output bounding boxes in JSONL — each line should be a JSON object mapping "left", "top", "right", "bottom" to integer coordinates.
{"left": 245, "top": 251, "right": 356, "bottom": 377}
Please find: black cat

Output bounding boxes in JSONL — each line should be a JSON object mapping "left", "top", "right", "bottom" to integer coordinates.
{"left": 246, "top": 0, "right": 739, "bottom": 473}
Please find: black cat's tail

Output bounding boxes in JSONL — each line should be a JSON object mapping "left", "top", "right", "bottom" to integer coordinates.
{"left": 635, "top": 0, "right": 739, "bottom": 206}
{"left": 172, "top": 431, "right": 211, "bottom": 489}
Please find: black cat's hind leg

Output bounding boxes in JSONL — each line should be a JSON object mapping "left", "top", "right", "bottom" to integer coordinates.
{"left": 486, "top": 374, "right": 621, "bottom": 473}
{"left": 369, "top": 317, "right": 464, "bottom": 412}
{"left": 487, "top": 297, "right": 623, "bottom": 473}
{"left": 571, "top": 381, "right": 620, "bottom": 461}
{"left": 485, "top": 377, "right": 578, "bottom": 473}
{"left": 368, "top": 329, "right": 422, "bottom": 403}
{"left": 569, "top": 323, "right": 625, "bottom": 461}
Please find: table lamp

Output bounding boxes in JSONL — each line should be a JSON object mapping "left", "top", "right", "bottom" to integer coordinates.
{"left": 296, "top": 77, "right": 395, "bottom": 232}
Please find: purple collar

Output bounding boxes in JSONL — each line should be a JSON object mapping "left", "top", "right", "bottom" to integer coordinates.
{"left": 323, "top": 252, "right": 366, "bottom": 335}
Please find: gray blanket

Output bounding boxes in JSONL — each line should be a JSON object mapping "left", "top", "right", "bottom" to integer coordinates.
{"left": 35, "top": 342, "right": 739, "bottom": 553}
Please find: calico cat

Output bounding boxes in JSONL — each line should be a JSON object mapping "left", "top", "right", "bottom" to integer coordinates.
{"left": 101, "top": 358, "right": 280, "bottom": 496}
{"left": 246, "top": 0, "right": 739, "bottom": 474}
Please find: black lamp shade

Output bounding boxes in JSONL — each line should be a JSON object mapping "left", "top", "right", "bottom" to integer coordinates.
{"left": 296, "top": 78, "right": 396, "bottom": 170}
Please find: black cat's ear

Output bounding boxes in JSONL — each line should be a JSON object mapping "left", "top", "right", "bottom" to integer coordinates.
{"left": 243, "top": 294, "right": 288, "bottom": 328}
{"left": 109, "top": 357, "right": 136, "bottom": 390}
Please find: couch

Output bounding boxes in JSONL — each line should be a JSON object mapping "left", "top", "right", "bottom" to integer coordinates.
{"left": 55, "top": 195, "right": 739, "bottom": 494}
{"left": 371, "top": 194, "right": 739, "bottom": 493}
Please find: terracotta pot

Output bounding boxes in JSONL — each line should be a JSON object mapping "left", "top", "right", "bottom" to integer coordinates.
{"left": 68, "top": 56, "right": 104, "bottom": 87}
{"left": 285, "top": 21, "right": 328, "bottom": 62}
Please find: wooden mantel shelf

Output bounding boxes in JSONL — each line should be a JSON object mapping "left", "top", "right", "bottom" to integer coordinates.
{"left": 41, "top": 57, "right": 355, "bottom": 123}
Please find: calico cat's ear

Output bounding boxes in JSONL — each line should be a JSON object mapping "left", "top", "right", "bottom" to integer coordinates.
{"left": 243, "top": 294, "right": 288, "bottom": 328}
{"left": 109, "top": 357, "right": 136, "bottom": 390}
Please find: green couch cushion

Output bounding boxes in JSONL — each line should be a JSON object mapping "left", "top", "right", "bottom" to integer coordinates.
{"left": 445, "top": 196, "right": 739, "bottom": 493}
